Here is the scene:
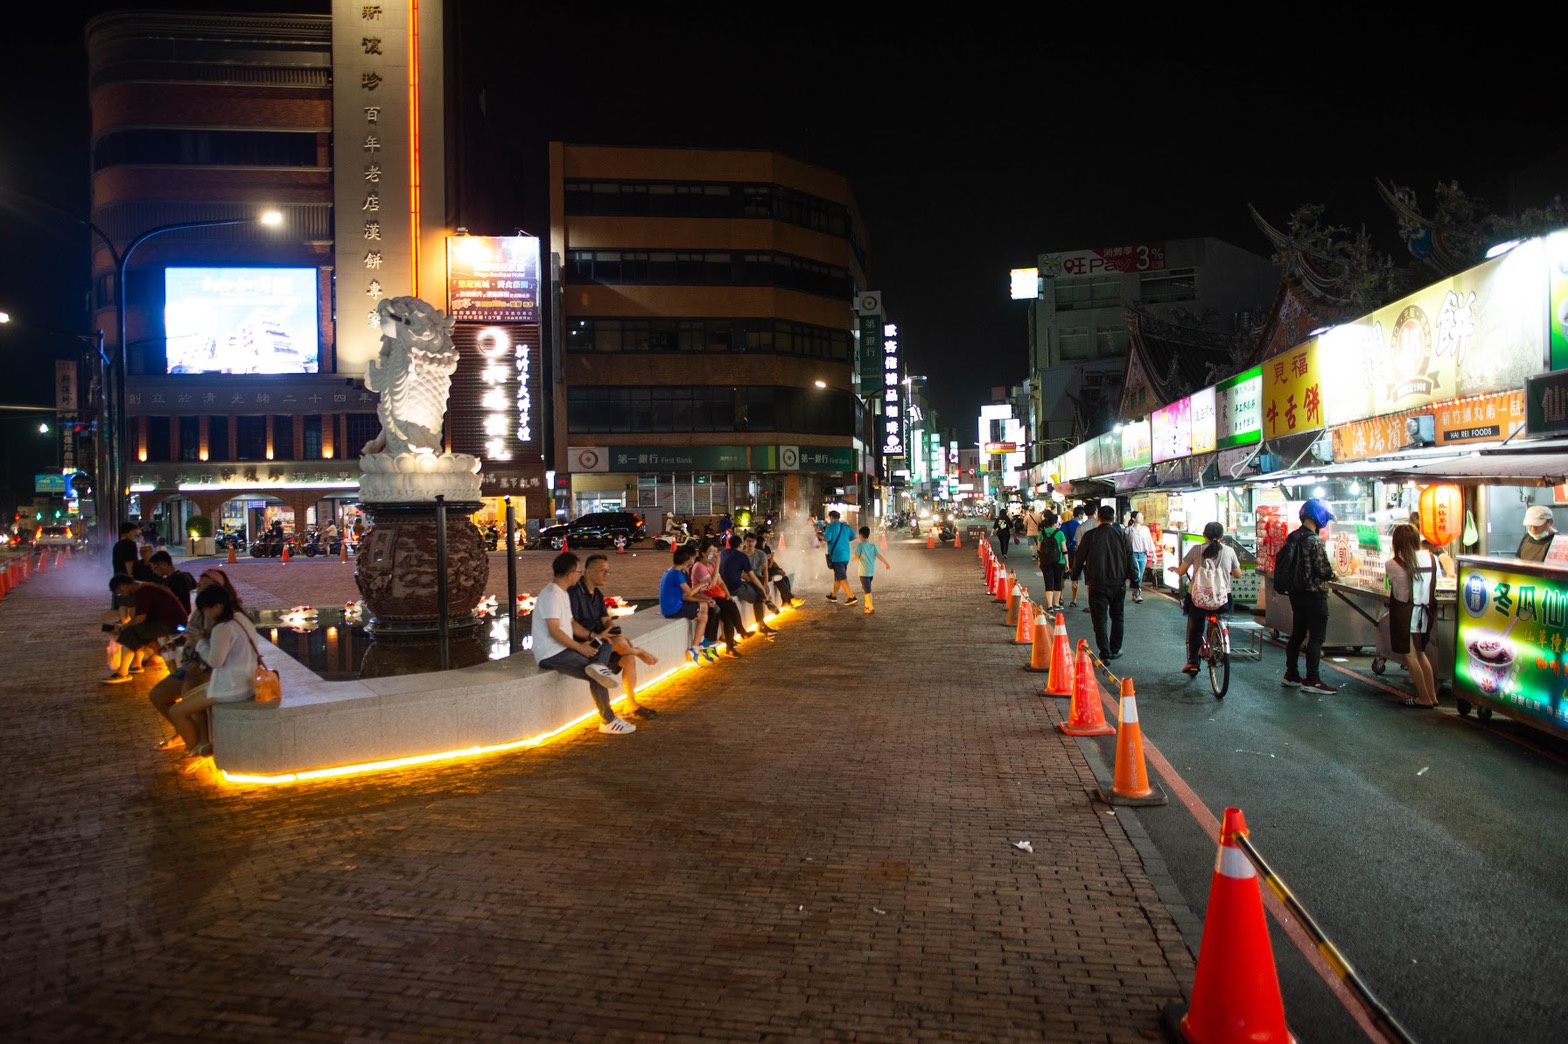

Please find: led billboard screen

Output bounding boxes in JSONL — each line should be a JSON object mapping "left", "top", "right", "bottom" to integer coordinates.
{"left": 164, "top": 267, "right": 320, "bottom": 375}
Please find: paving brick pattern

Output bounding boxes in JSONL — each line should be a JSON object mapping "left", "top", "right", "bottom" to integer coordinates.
{"left": 0, "top": 544, "right": 1192, "bottom": 1041}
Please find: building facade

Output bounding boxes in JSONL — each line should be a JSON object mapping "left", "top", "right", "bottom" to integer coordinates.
{"left": 546, "top": 143, "right": 875, "bottom": 530}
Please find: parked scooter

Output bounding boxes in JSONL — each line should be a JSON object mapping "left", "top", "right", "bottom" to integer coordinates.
{"left": 249, "top": 531, "right": 294, "bottom": 558}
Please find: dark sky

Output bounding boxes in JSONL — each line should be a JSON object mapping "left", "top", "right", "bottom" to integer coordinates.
{"left": 3, "top": 4, "right": 1560, "bottom": 506}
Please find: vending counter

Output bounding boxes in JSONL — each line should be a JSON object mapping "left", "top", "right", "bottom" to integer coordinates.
{"left": 1451, "top": 556, "right": 1568, "bottom": 741}
{"left": 1261, "top": 574, "right": 1383, "bottom": 652}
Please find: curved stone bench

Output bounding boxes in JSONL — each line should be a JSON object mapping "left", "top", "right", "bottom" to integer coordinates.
{"left": 211, "top": 607, "right": 695, "bottom": 779}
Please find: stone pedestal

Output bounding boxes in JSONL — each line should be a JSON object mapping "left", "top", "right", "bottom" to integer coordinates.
{"left": 354, "top": 501, "right": 489, "bottom": 637}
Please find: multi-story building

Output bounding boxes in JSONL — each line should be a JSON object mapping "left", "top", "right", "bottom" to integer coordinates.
{"left": 1023, "top": 237, "right": 1276, "bottom": 463}
{"left": 546, "top": 143, "right": 876, "bottom": 530}
{"left": 86, "top": 9, "right": 361, "bottom": 544}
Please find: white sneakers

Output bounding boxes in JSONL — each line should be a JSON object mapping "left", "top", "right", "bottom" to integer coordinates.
{"left": 585, "top": 663, "right": 622, "bottom": 688}
{"left": 599, "top": 717, "right": 636, "bottom": 735}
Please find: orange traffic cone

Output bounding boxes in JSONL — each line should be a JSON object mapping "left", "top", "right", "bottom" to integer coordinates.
{"left": 227, "top": 543, "right": 238, "bottom": 564}
{"left": 561, "top": 534, "right": 569, "bottom": 552}
{"left": 1058, "top": 640, "right": 1116, "bottom": 736}
{"left": 953, "top": 526, "right": 962, "bottom": 549}
{"left": 1039, "top": 612, "right": 1073, "bottom": 688}
{"left": 37, "top": 553, "right": 47, "bottom": 573}
{"left": 340, "top": 538, "right": 348, "bottom": 561}
{"left": 1024, "top": 612, "right": 1050, "bottom": 669}
{"left": 879, "top": 528, "right": 888, "bottom": 551}
{"left": 927, "top": 531, "right": 935, "bottom": 550}
{"left": 776, "top": 531, "right": 786, "bottom": 552}
{"left": 1098, "top": 678, "right": 1167, "bottom": 805}
{"left": 1011, "top": 592, "right": 1034, "bottom": 644}
{"left": 616, "top": 535, "right": 628, "bottom": 554}
{"left": 281, "top": 544, "right": 291, "bottom": 564}
{"left": 1005, "top": 580, "right": 1022, "bottom": 626}
{"left": 1173, "top": 808, "right": 1293, "bottom": 1044}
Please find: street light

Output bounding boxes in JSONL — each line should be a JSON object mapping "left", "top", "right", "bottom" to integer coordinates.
{"left": 107, "top": 210, "right": 283, "bottom": 540}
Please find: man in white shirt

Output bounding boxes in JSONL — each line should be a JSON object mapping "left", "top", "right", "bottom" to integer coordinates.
{"left": 531, "top": 552, "right": 636, "bottom": 735}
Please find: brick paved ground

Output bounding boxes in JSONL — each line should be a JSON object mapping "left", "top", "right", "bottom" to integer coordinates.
{"left": 0, "top": 540, "right": 1193, "bottom": 1042}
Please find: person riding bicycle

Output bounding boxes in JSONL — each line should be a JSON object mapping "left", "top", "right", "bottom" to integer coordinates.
{"left": 1180, "top": 521, "right": 1242, "bottom": 675}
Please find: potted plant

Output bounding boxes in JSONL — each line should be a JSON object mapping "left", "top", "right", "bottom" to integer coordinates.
{"left": 187, "top": 514, "right": 216, "bottom": 556}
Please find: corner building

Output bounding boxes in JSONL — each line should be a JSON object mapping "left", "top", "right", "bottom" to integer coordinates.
{"left": 547, "top": 144, "right": 875, "bottom": 529}
{"left": 86, "top": 11, "right": 366, "bottom": 543}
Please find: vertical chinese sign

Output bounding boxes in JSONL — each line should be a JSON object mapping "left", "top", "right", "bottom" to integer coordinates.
{"left": 881, "top": 323, "right": 903, "bottom": 459}
{"left": 1262, "top": 340, "right": 1323, "bottom": 439}
{"left": 332, "top": 0, "right": 447, "bottom": 374}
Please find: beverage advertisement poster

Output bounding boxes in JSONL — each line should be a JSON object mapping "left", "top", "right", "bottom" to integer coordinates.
{"left": 1455, "top": 561, "right": 1568, "bottom": 737}
{"left": 1120, "top": 417, "right": 1151, "bottom": 469}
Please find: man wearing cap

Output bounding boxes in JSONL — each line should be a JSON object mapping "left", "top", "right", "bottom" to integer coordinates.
{"left": 1281, "top": 498, "right": 1339, "bottom": 694}
{"left": 1517, "top": 505, "right": 1557, "bottom": 563}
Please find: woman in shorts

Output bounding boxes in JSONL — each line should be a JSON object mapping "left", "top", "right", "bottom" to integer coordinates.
{"left": 1385, "top": 523, "right": 1438, "bottom": 708}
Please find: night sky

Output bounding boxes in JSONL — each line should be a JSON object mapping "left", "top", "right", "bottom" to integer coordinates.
{"left": 3, "top": 4, "right": 1559, "bottom": 509}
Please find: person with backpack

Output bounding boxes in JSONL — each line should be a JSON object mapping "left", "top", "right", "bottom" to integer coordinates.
{"left": 1277, "top": 498, "right": 1339, "bottom": 693}
{"left": 1061, "top": 505, "right": 1087, "bottom": 607}
{"left": 1180, "top": 522, "right": 1242, "bottom": 674}
{"left": 1034, "top": 510, "right": 1068, "bottom": 612}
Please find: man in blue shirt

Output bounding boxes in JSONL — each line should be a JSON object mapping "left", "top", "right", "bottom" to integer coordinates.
{"left": 1062, "top": 505, "right": 1086, "bottom": 607}
{"left": 660, "top": 545, "right": 719, "bottom": 663}
{"left": 720, "top": 533, "right": 779, "bottom": 637}
{"left": 820, "top": 509, "right": 857, "bottom": 606}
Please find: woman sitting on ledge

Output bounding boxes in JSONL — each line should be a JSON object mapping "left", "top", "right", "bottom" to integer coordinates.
{"left": 168, "top": 583, "right": 258, "bottom": 759}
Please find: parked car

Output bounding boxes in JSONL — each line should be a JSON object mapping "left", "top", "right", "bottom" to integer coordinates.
{"left": 33, "top": 525, "right": 84, "bottom": 550}
{"left": 535, "top": 511, "right": 648, "bottom": 550}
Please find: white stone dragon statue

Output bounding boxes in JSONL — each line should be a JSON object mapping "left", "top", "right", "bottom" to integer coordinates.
{"left": 358, "top": 295, "right": 482, "bottom": 503}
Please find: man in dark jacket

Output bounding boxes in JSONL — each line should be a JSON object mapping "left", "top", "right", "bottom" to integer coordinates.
{"left": 1282, "top": 497, "right": 1340, "bottom": 693}
{"left": 1070, "top": 504, "right": 1138, "bottom": 661}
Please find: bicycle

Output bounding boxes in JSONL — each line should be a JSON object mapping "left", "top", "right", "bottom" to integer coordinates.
{"left": 1198, "top": 611, "right": 1231, "bottom": 699}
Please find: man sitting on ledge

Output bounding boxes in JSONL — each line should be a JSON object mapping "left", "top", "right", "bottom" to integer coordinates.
{"left": 570, "top": 553, "right": 660, "bottom": 720}
{"left": 531, "top": 552, "right": 635, "bottom": 736}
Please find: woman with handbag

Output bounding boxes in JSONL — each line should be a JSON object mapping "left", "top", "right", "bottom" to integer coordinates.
{"left": 168, "top": 583, "right": 259, "bottom": 758}
{"left": 1386, "top": 523, "right": 1439, "bottom": 708}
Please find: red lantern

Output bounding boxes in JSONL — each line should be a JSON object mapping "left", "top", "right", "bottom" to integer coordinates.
{"left": 1418, "top": 484, "right": 1463, "bottom": 546}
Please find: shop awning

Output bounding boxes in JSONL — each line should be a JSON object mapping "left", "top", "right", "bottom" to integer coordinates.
{"left": 1388, "top": 450, "right": 1568, "bottom": 485}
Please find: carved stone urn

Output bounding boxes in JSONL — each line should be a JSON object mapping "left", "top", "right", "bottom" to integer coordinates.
{"left": 354, "top": 501, "right": 489, "bottom": 637}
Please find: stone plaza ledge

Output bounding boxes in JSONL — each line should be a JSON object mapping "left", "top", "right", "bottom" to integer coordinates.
{"left": 212, "top": 607, "right": 697, "bottom": 782}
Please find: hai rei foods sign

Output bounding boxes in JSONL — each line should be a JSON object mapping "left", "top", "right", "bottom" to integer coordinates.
{"left": 1314, "top": 237, "right": 1549, "bottom": 425}
{"left": 332, "top": 0, "right": 447, "bottom": 374}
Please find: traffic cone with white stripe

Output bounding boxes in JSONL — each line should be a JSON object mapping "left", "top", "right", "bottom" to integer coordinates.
{"left": 879, "top": 528, "right": 888, "bottom": 551}
{"left": 1025, "top": 612, "right": 1051, "bottom": 670}
{"left": 1011, "top": 591, "right": 1034, "bottom": 644}
{"left": 1006, "top": 578, "right": 1022, "bottom": 625}
{"left": 927, "top": 530, "right": 935, "bottom": 550}
{"left": 1057, "top": 640, "right": 1115, "bottom": 736}
{"left": 953, "top": 526, "right": 962, "bottom": 549}
{"left": 1173, "top": 807, "right": 1293, "bottom": 1044}
{"left": 1098, "top": 677, "right": 1167, "bottom": 805}
{"left": 1036, "top": 612, "right": 1072, "bottom": 685}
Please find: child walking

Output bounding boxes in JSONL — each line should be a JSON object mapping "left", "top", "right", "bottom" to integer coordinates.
{"left": 853, "top": 526, "right": 892, "bottom": 614}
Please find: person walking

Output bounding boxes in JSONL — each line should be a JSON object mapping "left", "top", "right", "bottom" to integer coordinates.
{"left": 821, "top": 510, "right": 857, "bottom": 605}
{"left": 993, "top": 514, "right": 1011, "bottom": 556}
{"left": 1071, "top": 505, "right": 1099, "bottom": 612}
{"left": 853, "top": 525, "right": 891, "bottom": 614}
{"left": 1179, "top": 522, "right": 1242, "bottom": 674}
{"left": 1022, "top": 506, "right": 1041, "bottom": 551}
{"left": 1034, "top": 510, "right": 1068, "bottom": 612}
{"left": 1281, "top": 498, "right": 1339, "bottom": 693}
{"left": 1070, "top": 504, "right": 1138, "bottom": 662}
{"left": 1386, "top": 523, "right": 1439, "bottom": 708}
{"left": 1125, "top": 511, "right": 1156, "bottom": 603}
{"left": 1061, "top": 506, "right": 1085, "bottom": 607}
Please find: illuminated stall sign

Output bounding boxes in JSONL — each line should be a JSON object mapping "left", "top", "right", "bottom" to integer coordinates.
{"left": 1120, "top": 417, "right": 1151, "bottom": 469}
{"left": 1087, "top": 431, "right": 1121, "bottom": 477}
{"left": 1334, "top": 390, "right": 1527, "bottom": 461}
{"left": 1010, "top": 267, "right": 1040, "bottom": 300}
{"left": 447, "top": 236, "right": 540, "bottom": 323}
{"left": 1551, "top": 231, "right": 1568, "bottom": 369}
{"left": 1151, "top": 396, "right": 1192, "bottom": 464}
{"left": 1216, "top": 366, "right": 1262, "bottom": 447}
{"left": 448, "top": 323, "right": 544, "bottom": 475}
{"left": 1456, "top": 561, "right": 1568, "bottom": 738}
{"left": 882, "top": 323, "right": 904, "bottom": 457}
{"left": 1189, "top": 386, "right": 1217, "bottom": 455}
{"left": 1262, "top": 342, "right": 1322, "bottom": 439}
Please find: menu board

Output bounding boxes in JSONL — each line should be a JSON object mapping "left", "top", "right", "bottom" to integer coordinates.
{"left": 1216, "top": 366, "right": 1263, "bottom": 448}
{"left": 1455, "top": 560, "right": 1568, "bottom": 737}
{"left": 1152, "top": 397, "right": 1192, "bottom": 463}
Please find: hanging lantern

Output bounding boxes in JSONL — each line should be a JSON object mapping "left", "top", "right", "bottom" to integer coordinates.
{"left": 1418, "top": 484, "right": 1464, "bottom": 545}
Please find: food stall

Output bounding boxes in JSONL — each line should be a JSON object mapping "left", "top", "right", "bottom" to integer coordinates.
{"left": 1452, "top": 556, "right": 1568, "bottom": 740}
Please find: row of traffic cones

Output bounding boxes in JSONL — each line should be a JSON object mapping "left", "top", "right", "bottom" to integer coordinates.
{"left": 0, "top": 547, "right": 59, "bottom": 600}
{"left": 993, "top": 579, "right": 1292, "bottom": 1041}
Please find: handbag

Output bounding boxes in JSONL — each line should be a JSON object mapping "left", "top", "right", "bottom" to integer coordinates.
{"left": 236, "top": 621, "right": 282, "bottom": 703}
{"left": 705, "top": 583, "right": 729, "bottom": 600}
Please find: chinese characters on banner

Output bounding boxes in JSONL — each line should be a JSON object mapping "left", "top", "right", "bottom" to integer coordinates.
{"left": 1189, "top": 386, "right": 1217, "bottom": 455}
{"left": 1331, "top": 390, "right": 1527, "bottom": 461}
{"left": 1151, "top": 396, "right": 1192, "bottom": 464}
{"left": 1457, "top": 563, "right": 1568, "bottom": 737}
{"left": 1262, "top": 340, "right": 1322, "bottom": 439}
{"left": 447, "top": 236, "right": 540, "bottom": 324}
{"left": 882, "top": 323, "right": 903, "bottom": 458}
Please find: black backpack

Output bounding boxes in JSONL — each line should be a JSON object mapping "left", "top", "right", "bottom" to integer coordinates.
{"left": 1273, "top": 531, "right": 1308, "bottom": 596}
{"left": 1038, "top": 529, "right": 1064, "bottom": 567}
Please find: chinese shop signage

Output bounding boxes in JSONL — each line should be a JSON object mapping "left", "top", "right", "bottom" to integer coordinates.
{"left": 331, "top": 0, "right": 446, "bottom": 373}
{"left": 1456, "top": 561, "right": 1568, "bottom": 737}
{"left": 1038, "top": 242, "right": 1167, "bottom": 278}
{"left": 1189, "top": 386, "right": 1217, "bottom": 455}
{"left": 1262, "top": 341, "right": 1323, "bottom": 439}
{"left": 447, "top": 236, "right": 540, "bottom": 323}
{"left": 1151, "top": 396, "right": 1192, "bottom": 464}
{"left": 1119, "top": 417, "right": 1151, "bottom": 469}
{"left": 1333, "top": 390, "right": 1527, "bottom": 460}
{"left": 1216, "top": 366, "right": 1263, "bottom": 448}
{"left": 447, "top": 324, "right": 543, "bottom": 468}
{"left": 881, "top": 324, "right": 904, "bottom": 457}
